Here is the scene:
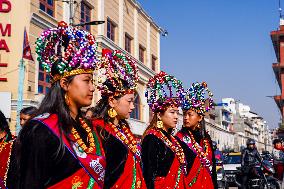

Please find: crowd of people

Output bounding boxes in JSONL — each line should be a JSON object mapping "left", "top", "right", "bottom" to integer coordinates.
{"left": 0, "top": 21, "right": 226, "bottom": 189}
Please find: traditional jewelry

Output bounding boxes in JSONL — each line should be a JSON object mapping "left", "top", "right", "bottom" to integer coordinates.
{"left": 108, "top": 108, "right": 117, "bottom": 118}
{"left": 157, "top": 129, "right": 187, "bottom": 172}
{"left": 109, "top": 123, "right": 141, "bottom": 158}
{"left": 71, "top": 118, "right": 95, "bottom": 153}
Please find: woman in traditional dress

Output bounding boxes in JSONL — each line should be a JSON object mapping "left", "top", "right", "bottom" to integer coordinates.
{"left": 142, "top": 71, "right": 195, "bottom": 189}
{"left": 92, "top": 49, "right": 146, "bottom": 189}
{"left": 16, "top": 21, "right": 105, "bottom": 189}
{"left": 176, "top": 82, "right": 217, "bottom": 188}
{"left": 0, "top": 110, "right": 16, "bottom": 188}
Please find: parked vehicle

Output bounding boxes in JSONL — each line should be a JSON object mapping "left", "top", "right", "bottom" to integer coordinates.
{"left": 216, "top": 159, "right": 227, "bottom": 188}
{"left": 223, "top": 152, "right": 241, "bottom": 187}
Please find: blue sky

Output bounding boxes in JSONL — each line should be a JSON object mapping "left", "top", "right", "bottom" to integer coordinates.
{"left": 138, "top": 0, "right": 282, "bottom": 129}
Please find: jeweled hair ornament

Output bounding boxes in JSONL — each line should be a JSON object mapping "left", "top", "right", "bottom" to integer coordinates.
{"left": 182, "top": 82, "right": 214, "bottom": 115}
{"left": 145, "top": 71, "right": 184, "bottom": 113}
{"left": 97, "top": 48, "right": 139, "bottom": 96}
{"left": 35, "top": 21, "right": 98, "bottom": 83}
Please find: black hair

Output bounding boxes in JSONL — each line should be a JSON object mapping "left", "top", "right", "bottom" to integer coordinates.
{"left": 93, "top": 79, "right": 131, "bottom": 137}
{"left": 0, "top": 110, "right": 12, "bottom": 141}
{"left": 20, "top": 106, "right": 38, "bottom": 116}
{"left": 17, "top": 75, "right": 76, "bottom": 163}
{"left": 85, "top": 107, "right": 96, "bottom": 118}
{"left": 273, "top": 138, "right": 282, "bottom": 145}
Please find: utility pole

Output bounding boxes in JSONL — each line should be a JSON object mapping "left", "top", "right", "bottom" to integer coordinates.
{"left": 69, "top": 0, "right": 74, "bottom": 26}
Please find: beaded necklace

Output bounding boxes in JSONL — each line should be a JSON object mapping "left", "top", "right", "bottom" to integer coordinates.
{"left": 71, "top": 118, "right": 95, "bottom": 154}
{"left": 109, "top": 123, "right": 141, "bottom": 159}
{"left": 185, "top": 130, "right": 212, "bottom": 172}
{"left": 188, "top": 130, "right": 210, "bottom": 157}
{"left": 157, "top": 129, "right": 187, "bottom": 173}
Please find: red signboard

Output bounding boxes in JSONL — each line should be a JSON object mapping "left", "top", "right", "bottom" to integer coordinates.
{"left": 0, "top": 0, "right": 11, "bottom": 82}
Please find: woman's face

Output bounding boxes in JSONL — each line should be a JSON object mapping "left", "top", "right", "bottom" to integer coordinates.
{"left": 66, "top": 74, "right": 95, "bottom": 108}
{"left": 275, "top": 142, "right": 282, "bottom": 149}
{"left": 159, "top": 106, "right": 179, "bottom": 130}
{"left": 183, "top": 109, "right": 203, "bottom": 130}
{"left": 20, "top": 113, "right": 32, "bottom": 127}
{"left": 112, "top": 93, "right": 135, "bottom": 119}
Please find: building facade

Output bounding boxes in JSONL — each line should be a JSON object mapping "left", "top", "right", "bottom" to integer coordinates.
{"left": 0, "top": 0, "right": 162, "bottom": 135}
{"left": 205, "top": 98, "right": 272, "bottom": 152}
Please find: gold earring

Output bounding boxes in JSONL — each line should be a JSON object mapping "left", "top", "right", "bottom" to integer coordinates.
{"left": 157, "top": 120, "right": 163, "bottom": 129}
{"left": 108, "top": 108, "right": 117, "bottom": 118}
{"left": 65, "top": 93, "right": 71, "bottom": 106}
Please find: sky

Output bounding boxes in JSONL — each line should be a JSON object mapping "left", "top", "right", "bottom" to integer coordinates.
{"left": 138, "top": 0, "right": 282, "bottom": 129}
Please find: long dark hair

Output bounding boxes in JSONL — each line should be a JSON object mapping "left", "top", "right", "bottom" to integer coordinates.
{"left": 0, "top": 110, "right": 12, "bottom": 141}
{"left": 93, "top": 79, "right": 130, "bottom": 138}
{"left": 17, "top": 75, "right": 76, "bottom": 163}
{"left": 142, "top": 109, "right": 167, "bottom": 139}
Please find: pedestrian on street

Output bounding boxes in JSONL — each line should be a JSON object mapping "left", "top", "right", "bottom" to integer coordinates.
{"left": 272, "top": 138, "right": 284, "bottom": 183}
{"left": 16, "top": 21, "right": 106, "bottom": 189}
{"left": 142, "top": 71, "right": 190, "bottom": 189}
{"left": 176, "top": 82, "right": 217, "bottom": 189}
{"left": 92, "top": 48, "right": 146, "bottom": 189}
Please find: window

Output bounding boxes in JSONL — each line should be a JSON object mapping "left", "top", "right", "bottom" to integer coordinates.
{"left": 125, "top": 34, "right": 132, "bottom": 53}
{"left": 39, "top": 0, "right": 55, "bottom": 17}
{"left": 38, "top": 62, "right": 51, "bottom": 95}
{"left": 80, "top": 2, "right": 91, "bottom": 31}
{"left": 107, "top": 19, "right": 115, "bottom": 41}
{"left": 130, "top": 92, "right": 141, "bottom": 120}
{"left": 139, "top": 45, "right": 145, "bottom": 63}
{"left": 151, "top": 55, "right": 157, "bottom": 71}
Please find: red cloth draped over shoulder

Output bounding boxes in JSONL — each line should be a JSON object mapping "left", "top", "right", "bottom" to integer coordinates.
{"left": 92, "top": 119, "right": 146, "bottom": 189}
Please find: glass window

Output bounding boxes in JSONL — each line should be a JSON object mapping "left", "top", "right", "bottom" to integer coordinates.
{"left": 107, "top": 19, "right": 115, "bottom": 41}
{"left": 125, "top": 34, "right": 132, "bottom": 53}
{"left": 39, "top": 72, "right": 44, "bottom": 81}
{"left": 139, "top": 45, "right": 145, "bottom": 63}
{"left": 39, "top": 0, "right": 55, "bottom": 17}
{"left": 152, "top": 55, "right": 157, "bottom": 71}
{"left": 80, "top": 2, "right": 91, "bottom": 31}
{"left": 130, "top": 93, "right": 140, "bottom": 120}
{"left": 40, "top": 3, "right": 45, "bottom": 11}
{"left": 38, "top": 85, "right": 44, "bottom": 94}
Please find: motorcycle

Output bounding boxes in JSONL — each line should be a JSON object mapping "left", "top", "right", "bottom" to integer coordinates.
{"left": 234, "top": 160, "right": 280, "bottom": 189}
{"left": 216, "top": 159, "right": 227, "bottom": 188}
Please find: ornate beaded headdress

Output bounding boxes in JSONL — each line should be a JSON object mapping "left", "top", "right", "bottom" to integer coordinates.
{"left": 181, "top": 82, "right": 214, "bottom": 115}
{"left": 145, "top": 71, "right": 184, "bottom": 113}
{"left": 35, "top": 21, "right": 98, "bottom": 83}
{"left": 97, "top": 48, "right": 139, "bottom": 96}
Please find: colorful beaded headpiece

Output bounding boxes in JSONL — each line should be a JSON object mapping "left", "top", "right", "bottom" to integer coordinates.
{"left": 97, "top": 48, "right": 139, "bottom": 96}
{"left": 145, "top": 71, "right": 184, "bottom": 113}
{"left": 182, "top": 82, "right": 214, "bottom": 115}
{"left": 35, "top": 21, "right": 98, "bottom": 83}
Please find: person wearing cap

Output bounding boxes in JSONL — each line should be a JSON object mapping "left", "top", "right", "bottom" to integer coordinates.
{"left": 240, "top": 138, "right": 262, "bottom": 189}
{"left": 176, "top": 82, "right": 217, "bottom": 188}
{"left": 142, "top": 71, "right": 192, "bottom": 189}
{"left": 92, "top": 49, "right": 146, "bottom": 189}
{"left": 16, "top": 21, "right": 105, "bottom": 189}
{"left": 272, "top": 138, "right": 284, "bottom": 182}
